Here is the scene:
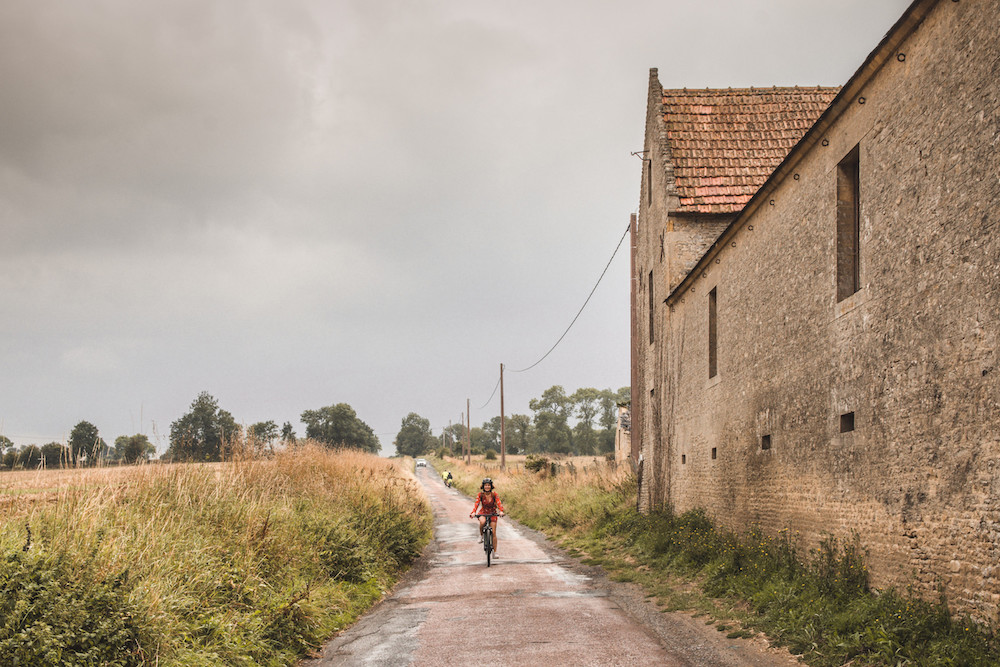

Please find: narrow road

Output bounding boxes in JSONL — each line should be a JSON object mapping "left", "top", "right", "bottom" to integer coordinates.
{"left": 304, "top": 467, "right": 800, "bottom": 666}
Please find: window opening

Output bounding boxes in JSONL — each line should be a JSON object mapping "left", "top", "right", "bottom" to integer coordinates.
{"left": 836, "top": 145, "right": 861, "bottom": 301}
{"left": 708, "top": 287, "right": 718, "bottom": 378}
{"left": 840, "top": 411, "right": 855, "bottom": 433}
{"left": 711, "top": 447, "right": 717, "bottom": 460}
{"left": 761, "top": 434, "right": 772, "bottom": 450}
{"left": 681, "top": 454, "right": 686, "bottom": 464}
{"left": 649, "top": 270, "right": 655, "bottom": 344}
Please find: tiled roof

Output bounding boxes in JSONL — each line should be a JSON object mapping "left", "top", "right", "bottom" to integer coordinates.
{"left": 663, "top": 87, "right": 840, "bottom": 214}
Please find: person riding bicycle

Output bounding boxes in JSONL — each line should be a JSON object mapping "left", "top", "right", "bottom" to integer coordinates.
{"left": 443, "top": 471, "right": 453, "bottom": 487}
{"left": 470, "top": 478, "right": 504, "bottom": 556}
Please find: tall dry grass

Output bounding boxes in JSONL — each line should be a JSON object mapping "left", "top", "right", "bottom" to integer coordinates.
{"left": 441, "top": 455, "right": 634, "bottom": 535}
{"left": 0, "top": 442, "right": 432, "bottom": 666}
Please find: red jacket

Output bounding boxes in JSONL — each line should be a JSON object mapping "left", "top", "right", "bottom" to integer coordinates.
{"left": 472, "top": 491, "right": 504, "bottom": 516}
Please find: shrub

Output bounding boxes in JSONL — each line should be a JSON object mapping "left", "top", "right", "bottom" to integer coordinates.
{"left": 524, "top": 454, "right": 549, "bottom": 473}
{"left": 484, "top": 449, "right": 497, "bottom": 460}
{"left": 0, "top": 549, "right": 143, "bottom": 666}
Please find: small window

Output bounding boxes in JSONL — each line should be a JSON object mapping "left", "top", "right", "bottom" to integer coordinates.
{"left": 836, "top": 146, "right": 861, "bottom": 301}
{"left": 761, "top": 434, "right": 772, "bottom": 450}
{"left": 681, "top": 454, "right": 686, "bottom": 464}
{"left": 840, "top": 412, "right": 855, "bottom": 433}
{"left": 647, "top": 160, "right": 653, "bottom": 206}
{"left": 708, "top": 287, "right": 718, "bottom": 378}
{"left": 648, "top": 270, "right": 655, "bottom": 344}
{"left": 711, "top": 447, "right": 717, "bottom": 460}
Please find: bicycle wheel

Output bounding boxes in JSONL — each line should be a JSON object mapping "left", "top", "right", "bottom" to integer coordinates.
{"left": 484, "top": 525, "right": 492, "bottom": 567}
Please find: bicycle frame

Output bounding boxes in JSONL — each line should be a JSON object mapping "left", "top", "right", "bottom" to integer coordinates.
{"left": 475, "top": 513, "right": 500, "bottom": 567}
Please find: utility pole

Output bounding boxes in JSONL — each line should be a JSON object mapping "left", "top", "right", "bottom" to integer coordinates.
{"left": 466, "top": 398, "right": 472, "bottom": 465}
{"left": 500, "top": 363, "right": 506, "bottom": 470}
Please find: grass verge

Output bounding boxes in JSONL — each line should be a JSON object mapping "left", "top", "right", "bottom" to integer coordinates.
{"left": 0, "top": 443, "right": 432, "bottom": 665}
{"left": 439, "top": 455, "right": 999, "bottom": 666}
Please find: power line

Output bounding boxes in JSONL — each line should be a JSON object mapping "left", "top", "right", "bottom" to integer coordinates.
{"left": 510, "top": 223, "right": 630, "bottom": 374}
{"left": 478, "top": 377, "right": 501, "bottom": 410}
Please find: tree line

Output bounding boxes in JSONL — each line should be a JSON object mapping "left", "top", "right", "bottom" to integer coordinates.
{"left": 0, "top": 391, "right": 381, "bottom": 470}
{"left": 394, "top": 385, "right": 630, "bottom": 458}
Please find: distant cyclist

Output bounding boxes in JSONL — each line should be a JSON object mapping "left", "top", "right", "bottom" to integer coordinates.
{"left": 443, "top": 471, "right": 453, "bottom": 488}
{"left": 470, "top": 478, "right": 504, "bottom": 556}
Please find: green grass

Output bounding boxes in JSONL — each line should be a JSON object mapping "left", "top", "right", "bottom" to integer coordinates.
{"left": 442, "top": 456, "right": 1000, "bottom": 667}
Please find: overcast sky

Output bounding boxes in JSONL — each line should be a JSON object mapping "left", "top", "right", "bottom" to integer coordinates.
{"left": 0, "top": 0, "right": 912, "bottom": 454}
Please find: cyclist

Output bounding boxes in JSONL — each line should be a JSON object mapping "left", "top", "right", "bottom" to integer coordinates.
{"left": 443, "top": 471, "right": 453, "bottom": 487}
{"left": 470, "top": 477, "right": 504, "bottom": 556}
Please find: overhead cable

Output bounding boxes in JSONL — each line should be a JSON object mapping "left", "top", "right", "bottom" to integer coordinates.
{"left": 510, "top": 223, "right": 630, "bottom": 374}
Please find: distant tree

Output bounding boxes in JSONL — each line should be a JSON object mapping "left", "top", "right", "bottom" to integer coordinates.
{"left": 481, "top": 416, "right": 502, "bottom": 451}
{"left": 470, "top": 427, "right": 493, "bottom": 455}
{"left": 394, "top": 413, "right": 435, "bottom": 457}
{"left": 571, "top": 387, "right": 601, "bottom": 455}
{"left": 301, "top": 403, "right": 379, "bottom": 453}
{"left": 506, "top": 414, "right": 532, "bottom": 454}
{"left": 19, "top": 445, "right": 41, "bottom": 469}
{"left": 1, "top": 447, "right": 16, "bottom": 470}
{"left": 248, "top": 420, "right": 279, "bottom": 450}
{"left": 280, "top": 421, "right": 296, "bottom": 444}
{"left": 597, "top": 387, "right": 630, "bottom": 453}
{"left": 530, "top": 385, "right": 573, "bottom": 454}
{"left": 115, "top": 434, "right": 155, "bottom": 464}
{"left": 69, "top": 421, "right": 106, "bottom": 466}
{"left": 167, "top": 392, "right": 240, "bottom": 462}
{"left": 0, "top": 435, "right": 12, "bottom": 450}
{"left": 441, "top": 423, "right": 468, "bottom": 453}
{"left": 40, "top": 442, "right": 68, "bottom": 468}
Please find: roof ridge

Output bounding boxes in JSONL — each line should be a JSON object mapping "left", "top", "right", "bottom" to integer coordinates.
{"left": 663, "top": 85, "right": 841, "bottom": 95}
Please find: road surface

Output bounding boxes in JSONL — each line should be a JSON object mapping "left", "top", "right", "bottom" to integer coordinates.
{"left": 303, "top": 466, "right": 800, "bottom": 666}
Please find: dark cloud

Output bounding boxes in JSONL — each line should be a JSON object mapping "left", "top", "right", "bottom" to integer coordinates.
{"left": 0, "top": 0, "right": 911, "bottom": 449}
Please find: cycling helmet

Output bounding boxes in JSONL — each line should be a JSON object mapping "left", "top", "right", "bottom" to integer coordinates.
{"left": 480, "top": 477, "right": 494, "bottom": 490}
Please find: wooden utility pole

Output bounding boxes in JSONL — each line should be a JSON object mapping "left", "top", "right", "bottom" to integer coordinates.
{"left": 500, "top": 363, "right": 506, "bottom": 470}
{"left": 466, "top": 398, "right": 472, "bottom": 465}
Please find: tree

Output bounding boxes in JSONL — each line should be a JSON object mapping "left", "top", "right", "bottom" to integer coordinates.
{"left": 597, "top": 386, "right": 630, "bottom": 453}
{"left": 280, "top": 422, "right": 296, "bottom": 444}
{"left": 167, "top": 392, "right": 240, "bottom": 462}
{"left": 571, "top": 388, "right": 601, "bottom": 455}
{"left": 40, "top": 442, "right": 68, "bottom": 468}
{"left": 506, "top": 414, "right": 533, "bottom": 454}
{"left": 0, "top": 435, "right": 12, "bottom": 450}
{"left": 481, "top": 416, "right": 502, "bottom": 451}
{"left": 301, "top": 403, "right": 379, "bottom": 453}
{"left": 115, "top": 434, "right": 155, "bottom": 464}
{"left": 19, "top": 445, "right": 41, "bottom": 469}
{"left": 248, "top": 421, "right": 279, "bottom": 451}
{"left": 69, "top": 421, "right": 106, "bottom": 466}
{"left": 394, "top": 413, "right": 435, "bottom": 457}
{"left": 529, "top": 385, "right": 573, "bottom": 454}
{"left": 441, "top": 423, "right": 467, "bottom": 453}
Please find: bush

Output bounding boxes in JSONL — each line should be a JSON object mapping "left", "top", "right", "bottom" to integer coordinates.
{"left": 484, "top": 449, "right": 497, "bottom": 460}
{"left": 524, "top": 454, "right": 549, "bottom": 473}
{"left": 0, "top": 549, "right": 143, "bottom": 666}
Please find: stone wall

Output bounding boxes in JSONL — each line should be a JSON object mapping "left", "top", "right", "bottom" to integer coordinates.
{"left": 637, "top": 0, "right": 1000, "bottom": 620}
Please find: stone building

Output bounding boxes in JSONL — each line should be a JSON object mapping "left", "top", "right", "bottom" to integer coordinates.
{"left": 631, "top": 0, "right": 1000, "bottom": 619}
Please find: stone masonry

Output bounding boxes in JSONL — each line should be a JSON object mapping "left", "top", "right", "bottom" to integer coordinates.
{"left": 631, "top": 0, "right": 1000, "bottom": 620}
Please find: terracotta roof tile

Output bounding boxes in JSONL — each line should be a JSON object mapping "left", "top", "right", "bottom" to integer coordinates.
{"left": 663, "top": 87, "right": 840, "bottom": 213}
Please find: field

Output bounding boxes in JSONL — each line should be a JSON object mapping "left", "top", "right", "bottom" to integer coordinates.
{"left": 0, "top": 444, "right": 432, "bottom": 666}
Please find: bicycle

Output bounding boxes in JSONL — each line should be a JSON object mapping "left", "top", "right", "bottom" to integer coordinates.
{"left": 474, "top": 513, "right": 501, "bottom": 567}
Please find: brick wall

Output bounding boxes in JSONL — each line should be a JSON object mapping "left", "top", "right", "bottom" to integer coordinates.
{"left": 636, "top": 0, "right": 1000, "bottom": 619}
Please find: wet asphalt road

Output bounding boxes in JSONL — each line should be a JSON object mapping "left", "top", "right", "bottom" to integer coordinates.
{"left": 303, "top": 467, "right": 801, "bottom": 667}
